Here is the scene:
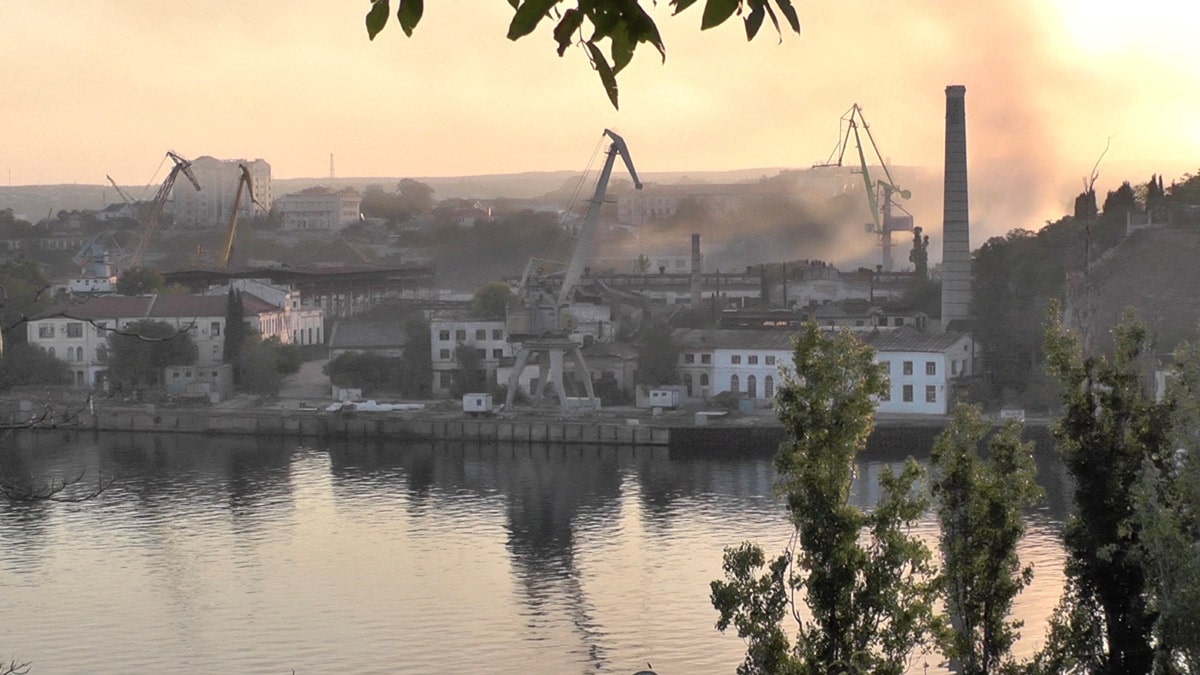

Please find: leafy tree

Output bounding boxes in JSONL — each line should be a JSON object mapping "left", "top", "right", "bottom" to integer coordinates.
{"left": 364, "top": 0, "right": 802, "bottom": 108}
{"left": 931, "top": 404, "right": 1041, "bottom": 674}
{"left": 398, "top": 314, "right": 432, "bottom": 397}
{"left": 0, "top": 258, "right": 50, "bottom": 345}
{"left": 1038, "top": 304, "right": 1168, "bottom": 674}
{"left": 115, "top": 266, "right": 168, "bottom": 296}
{"left": 711, "top": 323, "right": 937, "bottom": 674}
{"left": 324, "top": 351, "right": 399, "bottom": 392}
{"left": 1128, "top": 332, "right": 1200, "bottom": 672}
{"left": 237, "top": 335, "right": 284, "bottom": 396}
{"left": 396, "top": 178, "right": 435, "bottom": 214}
{"left": 451, "top": 343, "right": 486, "bottom": 397}
{"left": 636, "top": 320, "right": 678, "bottom": 386}
{"left": 909, "top": 226, "right": 930, "bottom": 279}
{"left": 468, "top": 282, "right": 514, "bottom": 319}
{"left": 0, "top": 342, "right": 71, "bottom": 389}
{"left": 106, "top": 320, "right": 197, "bottom": 388}
{"left": 223, "top": 288, "right": 246, "bottom": 369}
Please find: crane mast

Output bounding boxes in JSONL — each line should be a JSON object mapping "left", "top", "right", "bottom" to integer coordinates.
{"left": 505, "top": 129, "right": 642, "bottom": 413}
{"left": 218, "top": 164, "right": 262, "bottom": 268}
{"left": 816, "top": 104, "right": 913, "bottom": 271}
{"left": 126, "top": 151, "right": 201, "bottom": 271}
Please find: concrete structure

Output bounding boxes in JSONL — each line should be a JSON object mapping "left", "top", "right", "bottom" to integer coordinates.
{"left": 164, "top": 363, "right": 233, "bottom": 400}
{"left": 27, "top": 293, "right": 290, "bottom": 388}
{"left": 328, "top": 320, "right": 406, "bottom": 359}
{"left": 205, "top": 279, "right": 324, "bottom": 346}
{"left": 430, "top": 318, "right": 513, "bottom": 396}
{"left": 171, "top": 156, "right": 272, "bottom": 228}
{"left": 616, "top": 183, "right": 765, "bottom": 226}
{"left": 276, "top": 187, "right": 361, "bottom": 231}
{"left": 941, "top": 85, "right": 972, "bottom": 327}
{"left": 864, "top": 327, "right": 976, "bottom": 415}
{"left": 674, "top": 326, "right": 974, "bottom": 414}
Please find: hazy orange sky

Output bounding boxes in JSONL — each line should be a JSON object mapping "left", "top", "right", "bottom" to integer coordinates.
{"left": 3, "top": 1, "right": 1198, "bottom": 232}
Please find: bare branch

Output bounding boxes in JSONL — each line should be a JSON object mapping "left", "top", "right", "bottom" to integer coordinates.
{"left": 0, "top": 659, "right": 32, "bottom": 675}
{"left": 0, "top": 468, "right": 113, "bottom": 503}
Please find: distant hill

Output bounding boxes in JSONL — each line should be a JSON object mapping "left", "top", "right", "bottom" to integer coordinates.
{"left": 1091, "top": 225, "right": 1200, "bottom": 354}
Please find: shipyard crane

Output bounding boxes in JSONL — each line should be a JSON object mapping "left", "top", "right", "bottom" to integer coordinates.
{"left": 505, "top": 129, "right": 642, "bottom": 412}
{"left": 815, "top": 104, "right": 914, "bottom": 271}
{"left": 216, "top": 164, "right": 263, "bottom": 268}
{"left": 125, "top": 151, "right": 201, "bottom": 271}
{"left": 105, "top": 175, "right": 138, "bottom": 208}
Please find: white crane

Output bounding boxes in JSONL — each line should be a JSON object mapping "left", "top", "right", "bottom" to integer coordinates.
{"left": 505, "top": 129, "right": 642, "bottom": 412}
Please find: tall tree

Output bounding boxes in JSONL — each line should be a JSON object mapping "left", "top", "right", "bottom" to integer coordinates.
{"left": 932, "top": 404, "right": 1041, "bottom": 674}
{"left": 451, "top": 343, "right": 486, "bottom": 397}
{"left": 0, "top": 258, "right": 50, "bottom": 345}
{"left": 1129, "top": 331, "right": 1200, "bottom": 672}
{"left": 106, "top": 319, "right": 197, "bottom": 388}
{"left": 223, "top": 288, "right": 246, "bottom": 369}
{"left": 467, "top": 282, "right": 514, "bottom": 319}
{"left": 711, "top": 323, "right": 937, "bottom": 674}
{"left": 636, "top": 320, "right": 679, "bottom": 386}
{"left": 909, "top": 226, "right": 930, "bottom": 280}
{"left": 115, "top": 266, "right": 168, "bottom": 296}
{"left": 1039, "top": 304, "right": 1169, "bottom": 673}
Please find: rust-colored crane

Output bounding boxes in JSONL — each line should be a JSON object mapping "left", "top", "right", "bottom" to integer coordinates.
{"left": 126, "top": 151, "right": 201, "bottom": 270}
{"left": 217, "top": 164, "right": 263, "bottom": 268}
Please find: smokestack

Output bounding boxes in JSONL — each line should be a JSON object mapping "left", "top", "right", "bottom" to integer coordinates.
{"left": 690, "top": 233, "right": 702, "bottom": 306}
{"left": 940, "top": 85, "right": 972, "bottom": 329}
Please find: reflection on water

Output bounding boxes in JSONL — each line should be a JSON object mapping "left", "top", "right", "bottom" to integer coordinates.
{"left": 0, "top": 431, "right": 1069, "bottom": 674}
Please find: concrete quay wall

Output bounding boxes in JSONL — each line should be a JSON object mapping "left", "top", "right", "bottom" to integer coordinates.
{"left": 88, "top": 408, "right": 671, "bottom": 447}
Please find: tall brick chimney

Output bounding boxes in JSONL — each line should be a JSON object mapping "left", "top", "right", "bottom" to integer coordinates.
{"left": 690, "top": 233, "right": 702, "bottom": 306}
{"left": 940, "top": 85, "right": 972, "bottom": 328}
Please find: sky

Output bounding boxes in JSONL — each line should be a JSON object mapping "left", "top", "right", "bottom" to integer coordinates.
{"left": 3, "top": 0, "right": 1199, "bottom": 242}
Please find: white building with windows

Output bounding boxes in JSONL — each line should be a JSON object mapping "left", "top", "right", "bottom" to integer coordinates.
{"left": 673, "top": 326, "right": 976, "bottom": 415}
{"left": 27, "top": 293, "right": 291, "bottom": 389}
{"left": 429, "top": 318, "right": 512, "bottom": 396}
{"left": 171, "top": 156, "right": 272, "bottom": 229}
{"left": 276, "top": 187, "right": 362, "bottom": 231}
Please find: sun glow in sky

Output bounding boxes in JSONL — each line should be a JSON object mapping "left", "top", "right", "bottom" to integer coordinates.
{"left": 2, "top": 1, "right": 1198, "bottom": 233}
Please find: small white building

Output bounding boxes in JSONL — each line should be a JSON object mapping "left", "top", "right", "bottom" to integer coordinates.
{"left": 429, "top": 318, "right": 512, "bottom": 396}
{"left": 276, "top": 187, "right": 362, "bottom": 231}
{"left": 673, "top": 326, "right": 976, "bottom": 415}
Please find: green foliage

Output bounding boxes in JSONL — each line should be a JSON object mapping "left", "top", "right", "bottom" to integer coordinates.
{"left": 359, "top": 179, "right": 436, "bottom": 224}
{"left": 0, "top": 341, "right": 71, "bottom": 389}
{"left": 398, "top": 314, "right": 432, "bottom": 398}
{"left": 711, "top": 323, "right": 937, "bottom": 674}
{"left": 324, "top": 351, "right": 398, "bottom": 393}
{"left": 931, "top": 404, "right": 1041, "bottom": 674}
{"left": 223, "top": 288, "right": 246, "bottom": 369}
{"left": 636, "top": 320, "right": 679, "bottom": 386}
{"left": 237, "top": 335, "right": 284, "bottom": 396}
{"left": 270, "top": 337, "right": 302, "bottom": 376}
{"left": 1129, "top": 332, "right": 1200, "bottom": 672}
{"left": 115, "top": 266, "right": 168, "bottom": 296}
{"left": 364, "top": 0, "right": 800, "bottom": 108}
{"left": 468, "top": 282, "right": 514, "bottom": 319}
{"left": 451, "top": 343, "right": 487, "bottom": 397}
{"left": 908, "top": 226, "right": 930, "bottom": 280}
{"left": 1038, "top": 303, "right": 1168, "bottom": 673}
{"left": 106, "top": 320, "right": 198, "bottom": 388}
{"left": 0, "top": 258, "right": 50, "bottom": 345}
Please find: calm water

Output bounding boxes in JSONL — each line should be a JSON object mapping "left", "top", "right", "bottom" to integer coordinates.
{"left": 0, "top": 430, "right": 1070, "bottom": 674}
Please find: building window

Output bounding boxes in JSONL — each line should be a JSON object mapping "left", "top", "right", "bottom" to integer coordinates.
{"left": 701, "top": 354, "right": 711, "bottom": 365}
{"left": 903, "top": 361, "right": 913, "bottom": 375}
{"left": 211, "top": 322, "right": 221, "bottom": 336}
{"left": 764, "top": 375, "right": 774, "bottom": 399}
{"left": 700, "top": 373, "right": 709, "bottom": 386}
{"left": 684, "top": 353, "right": 695, "bottom": 364}
{"left": 38, "top": 324, "right": 54, "bottom": 339}
{"left": 476, "top": 348, "right": 486, "bottom": 358}
{"left": 95, "top": 322, "right": 107, "bottom": 337}
{"left": 213, "top": 345, "right": 220, "bottom": 356}
{"left": 765, "top": 355, "right": 776, "bottom": 366}
{"left": 730, "top": 374, "right": 740, "bottom": 393}
{"left": 475, "top": 329, "right": 486, "bottom": 341}
{"left": 684, "top": 373, "right": 693, "bottom": 397}
{"left": 47, "top": 347, "right": 55, "bottom": 358}
{"left": 747, "top": 374, "right": 757, "bottom": 398}
{"left": 748, "top": 355, "right": 759, "bottom": 365}
{"left": 879, "top": 386, "right": 891, "bottom": 402}
{"left": 439, "top": 330, "right": 450, "bottom": 341}
{"left": 455, "top": 329, "right": 466, "bottom": 342}
{"left": 731, "top": 355, "right": 742, "bottom": 365}
{"left": 492, "top": 329, "right": 503, "bottom": 340}
{"left": 926, "top": 385, "right": 937, "bottom": 403}
{"left": 439, "top": 349, "right": 451, "bottom": 360}
{"left": 894, "top": 317, "right": 905, "bottom": 326}
{"left": 926, "top": 361, "right": 936, "bottom": 375}
{"left": 67, "top": 323, "right": 83, "bottom": 338}
{"left": 492, "top": 349, "right": 503, "bottom": 359}
{"left": 902, "top": 385, "right": 913, "bottom": 402}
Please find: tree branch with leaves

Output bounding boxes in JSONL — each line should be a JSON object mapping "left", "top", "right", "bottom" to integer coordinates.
{"left": 365, "top": 0, "right": 801, "bottom": 108}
